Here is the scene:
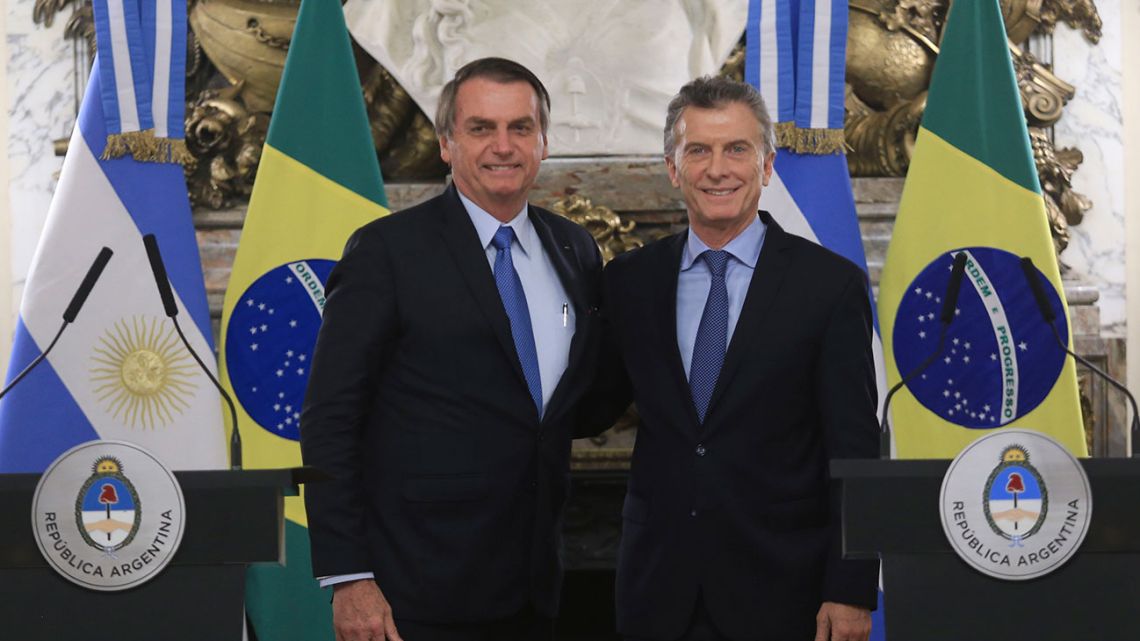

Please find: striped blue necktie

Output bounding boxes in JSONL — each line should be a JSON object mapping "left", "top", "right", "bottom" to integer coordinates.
{"left": 689, "top": 250, "right": 730, "bottom": 423}
{"left": 492, "top": 226, "right": 543, "bottom": 415}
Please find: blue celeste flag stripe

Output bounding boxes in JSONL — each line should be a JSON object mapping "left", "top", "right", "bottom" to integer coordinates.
{"left": 777, "top": 0, "right": 795, "bottom": 122}
{"left": 793, "top": 0, "right": 816, "bottom": 129}
{"left": 746, "top": 0, "right": 795, "bottom": 122}
{"left": 92, "top": 0, "right": 154, "bottom": 133}
{"left": 827, "top": 0, "right": 847, "bottom": 129}
{"left": 139, "top": 0, "right": 187, "bottom": 138}
{"left": 0, "top": 50, "right": 225, "bottom": 473}
{"left": 774, "top": 152, "right": 879, "bottom": 329}
{"left": 748, "top": 0, "right": 886, "bottom": 638}
{"left": 0, "top": 321, "right": 100, "bottom": 472}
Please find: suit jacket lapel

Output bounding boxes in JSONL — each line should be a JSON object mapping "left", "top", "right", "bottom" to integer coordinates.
{"left": 530, "top": 208, "right": 589, "bottom": 424}
{"left": 437, "top": 185, "right": 529, "bottom": 390}
{"left": 705, "top": 213, "right": 793, "bottom": 420}
{"left": 658, "top": 233, "right": 702, "bottom": 428}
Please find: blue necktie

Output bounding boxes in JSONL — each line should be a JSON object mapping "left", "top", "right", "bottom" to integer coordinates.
{"left": 689, "top": 250, "right": 729, "bottom": 423}
{"left": 491, "top": 226, "right": 543, "bottom": 415}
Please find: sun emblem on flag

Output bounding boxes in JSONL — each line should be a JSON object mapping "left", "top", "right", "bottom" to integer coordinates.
{"left": 89, "top": 316, "right": 199, "bottom": 429}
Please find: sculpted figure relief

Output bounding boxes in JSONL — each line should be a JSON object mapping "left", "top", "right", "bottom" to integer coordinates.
{"left": 344, "top": 0, "right": 747, "bottom": 155}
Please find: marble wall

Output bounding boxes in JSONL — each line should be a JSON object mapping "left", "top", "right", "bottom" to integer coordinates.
{"left": 5, "top": 0, "right": 78, "bottom": 353}
{"left": 1, "top": 6, "right": 11, "bottom": 376}
{"left": 1125, "top": 0, "right": 1139, "bottom": 411}
{"left": 1053, "top": 0, "right": 1127, "bottom": 336}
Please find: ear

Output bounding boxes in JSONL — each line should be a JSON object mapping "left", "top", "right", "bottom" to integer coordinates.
{"left": 665, "top": 153, "right": 681, "bottom": 188}
{"left": 760, "top": 151, "right": 775, "bottom": 186}
{"left": 541, "top": 132, "right": 549, "bottom": 160}
{"left": 439, "top": 135, "right": 451, "bottom": 165}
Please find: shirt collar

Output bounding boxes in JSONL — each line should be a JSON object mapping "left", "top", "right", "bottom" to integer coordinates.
{"left": 680, "top": 214, "right": 767, "bottom": 271}
{"left": 457, "top": 191, "right": 535, "bottom": 257}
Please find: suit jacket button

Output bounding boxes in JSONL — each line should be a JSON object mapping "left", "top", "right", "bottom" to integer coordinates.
{"left": 695, "top": 444, "right": 706, "bottom": 456}
{"left": 690, "top": 509, "right": 698, "bottom": 517}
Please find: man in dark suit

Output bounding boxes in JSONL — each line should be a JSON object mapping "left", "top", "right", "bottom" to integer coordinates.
{"left": 301, "top": 58, "right": 603, "bottom": 641}
{"left": 594, "top": 76, "right": 879, "bottom": 641}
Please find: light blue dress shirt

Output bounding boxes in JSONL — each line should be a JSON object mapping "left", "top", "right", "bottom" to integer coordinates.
{"left": 676, "top": 215, "right": 767, "bottom": 379}
{"left": 459, "top": 192, "right": 575, "bottom": 414}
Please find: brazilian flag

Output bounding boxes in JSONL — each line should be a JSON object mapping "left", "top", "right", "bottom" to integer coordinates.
{"left": 216, "top": 0, "right": 388, "bottom": 638}
{"left": 877, "top": 0, "right": 1087, "bottom": 458}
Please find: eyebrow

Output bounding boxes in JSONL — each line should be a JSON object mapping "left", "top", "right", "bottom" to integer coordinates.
{"left": 462, "top": 116, "right": 537, "bottom": 128}
{"left": 683, "top": 139, "right": 755, "bottom": 149}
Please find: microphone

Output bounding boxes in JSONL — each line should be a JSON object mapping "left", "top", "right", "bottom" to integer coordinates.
{"left": 143, "top": 234, "right": 179, "bottom": 317}
{"left": 1019, "top": 257, "right": 1140, "bottom": 456}
{"left": 0, "top": 247, "right": 113, "bottom": 401}
{"left": 142, "top": 234, "right": 243, "bottom": 469}
{"left": 879, "top": 252, "right": 969, "bottom": 457}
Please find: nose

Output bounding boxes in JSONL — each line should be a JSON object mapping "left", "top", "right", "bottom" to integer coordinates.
{"left": 491, "top": 128, "right": 512, "bottom": 154}
{"left": 706, "top": 149, "right": 729, "bottom": 178}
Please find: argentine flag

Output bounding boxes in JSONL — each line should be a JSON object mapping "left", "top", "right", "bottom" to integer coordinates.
{"left": 0, "top": 1, "right": 225, "bottom": 473}
{"left": 746, "top": 0, "right": 887, "bottom": 637}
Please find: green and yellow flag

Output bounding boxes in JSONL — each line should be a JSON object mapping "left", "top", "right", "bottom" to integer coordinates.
{"left": 217, "top": 0, "right": 388, "bottom": 638}
{"left": 878, "top": 0, "right": 1087, "bottom": 458}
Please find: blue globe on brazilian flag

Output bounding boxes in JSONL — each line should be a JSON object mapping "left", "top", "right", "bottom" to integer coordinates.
{"left": 878, "top": 0, "right": 1087, "bottom": 459}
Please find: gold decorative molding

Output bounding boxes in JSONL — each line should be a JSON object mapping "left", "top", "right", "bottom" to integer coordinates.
{"left": 183, "top": 83, "right": 267, "bottom": 209}
{"left": 1038, "top": 0, "right": 1103, "bottom": 43}
{"left": 188, "top": 0, "right": 296, "bottom": 113}
{"left": 1011, "top": 44, "right": 1075, "bottom": 126}
{"left": 1030, "top": 127, "right": 1091, "bottom": 256}
{"left": 550, "top": 195, "right": 643, "bottom": 264}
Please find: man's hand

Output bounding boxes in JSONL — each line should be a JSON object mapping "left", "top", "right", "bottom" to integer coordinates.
{"left": 814, "top": 601, "right": 871, "bottom": 641}
{"left": 332, "top": 580, "right": 403, "bottom": 641}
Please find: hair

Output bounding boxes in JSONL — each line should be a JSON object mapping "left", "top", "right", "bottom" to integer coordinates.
{"left": 434, "top": 57, "right": 552, "bottom": 138}
{"left": 663, "top": 75, "right": 776, "bottom": 157}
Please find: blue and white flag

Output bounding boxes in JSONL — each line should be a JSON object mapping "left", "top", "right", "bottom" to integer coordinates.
{"left": 0, "top": 3, "right": 224, "bottom": 473}
{"left": 747, "top": 0, "right": 887, "bottom": 637}
{"left": 92, "top": 0, "right": 189, "bottom": 161}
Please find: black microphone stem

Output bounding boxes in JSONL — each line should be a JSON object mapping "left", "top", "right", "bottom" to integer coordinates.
{"left": 0, "top": 321, "right": 66, "bottom": 402}
{"left": 0, "top": 247, "right": 113, "bottom": 402}
{"left": 168, "top": 315, "right": 243, "bottom": 469}
{"left": 1020, "top": 257, "right": 1140, "bottom": 455}
{"left": 1045, "top": 322, "right": 1140, "bottom": 455}
{"left": 880, "top": 252, "right": 969, "bottom": 458}
{"left": 143, "top": 234, "right": 243, "bottom": 469}
{"left": 880, "top": 326, "right": 948, "bottom": 458}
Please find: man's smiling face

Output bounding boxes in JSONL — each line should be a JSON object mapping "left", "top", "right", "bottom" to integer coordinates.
{"left": 666, "top": 102, "right": 775, "bottom": 239}
{"left": 439, "top": 77, "right": 549, "bottom": 221}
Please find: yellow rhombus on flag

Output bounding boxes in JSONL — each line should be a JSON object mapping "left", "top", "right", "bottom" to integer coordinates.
{"left": 216, "top": 0, "right": 389, "bottom": 638}
{"left": 877, "top": 0, "right": 1087, "bottom": 459}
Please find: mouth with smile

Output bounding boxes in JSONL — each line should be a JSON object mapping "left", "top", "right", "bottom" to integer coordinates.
{"left": 700, "top": 186, "right": 741, "bottom": 197}
{"left": 483, "top": 163, "right": 522, "bottom": 173}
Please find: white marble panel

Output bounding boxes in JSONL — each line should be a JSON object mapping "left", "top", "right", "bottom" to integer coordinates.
{"left": 7, "top": 0, "right": 80, "bottom": 314}
{"left": 1052, "top": 0, "right": 1126, "bottom": 336}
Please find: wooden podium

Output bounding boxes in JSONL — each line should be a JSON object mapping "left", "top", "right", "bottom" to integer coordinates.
{"left": 832, "top": 458, "right": 1140, "bottom": 640}
{"left": 0, "top": 468, "right": 309, "bottom": 641}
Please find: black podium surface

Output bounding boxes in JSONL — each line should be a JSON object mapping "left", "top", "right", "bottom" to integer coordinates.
{"left": 833, "top": 458, "right": 1140, "bottom": 640}
{"left": 0, "top": 468, "right": 307, "bottom": 641}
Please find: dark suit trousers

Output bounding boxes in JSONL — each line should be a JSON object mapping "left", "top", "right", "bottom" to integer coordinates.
{"left": 625, "top": 593, "right": 731, "bottom": 641}
{"left": 393, "top": 607, "right": 553, "bottom": 641}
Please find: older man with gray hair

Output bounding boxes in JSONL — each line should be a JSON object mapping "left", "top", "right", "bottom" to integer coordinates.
{"left": 593, "top": 75, "right": 879, "bottom": 641}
